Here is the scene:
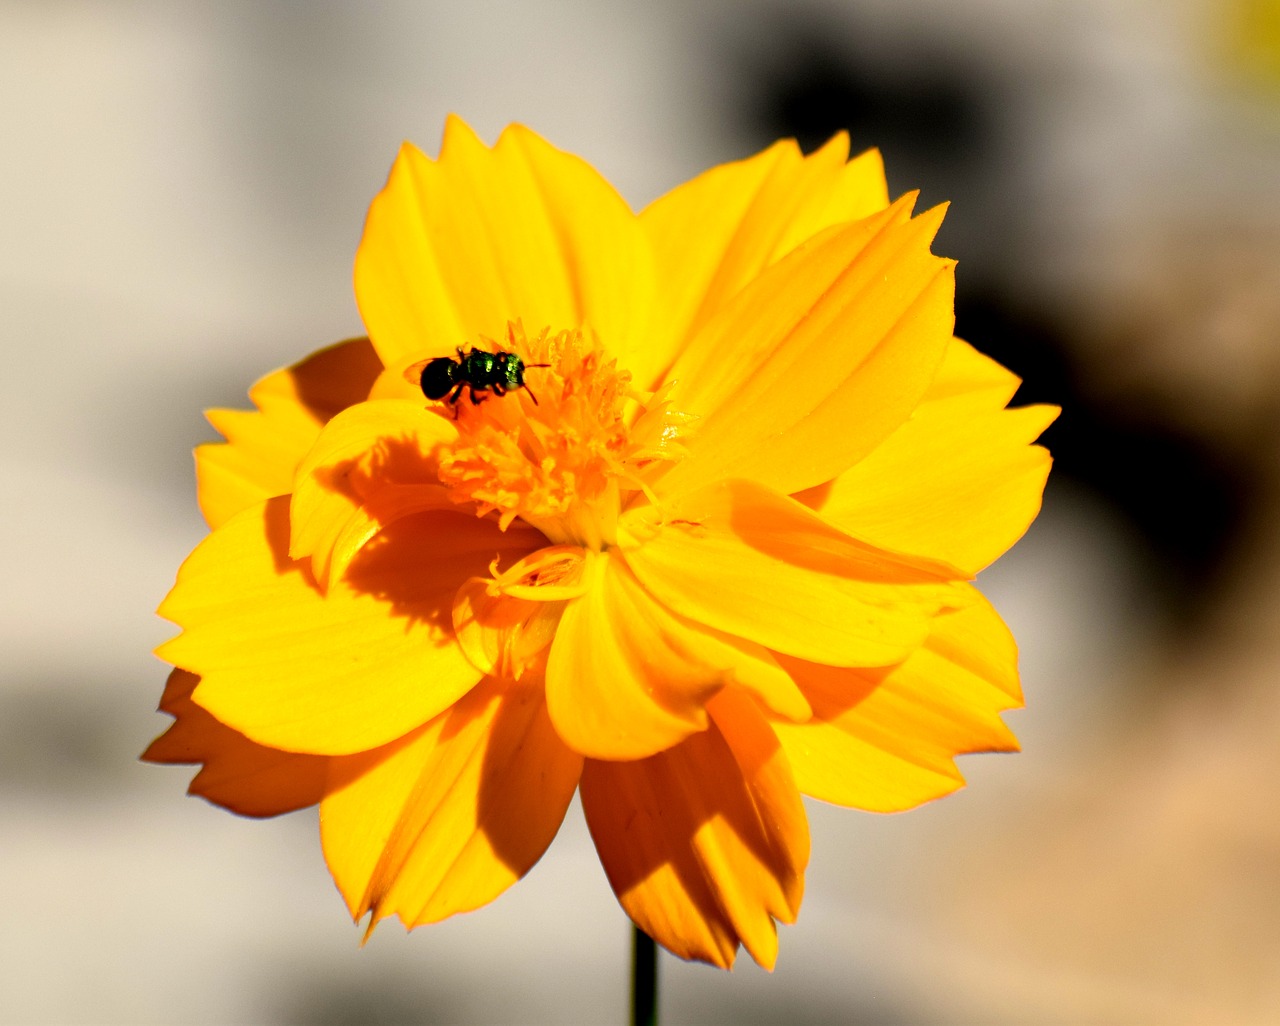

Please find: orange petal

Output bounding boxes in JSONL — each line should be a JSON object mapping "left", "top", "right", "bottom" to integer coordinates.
{"left": 321, "top": 675, "right": 582, "bottom": 930}
{"left": 637, "top": 135, "right": 888, "bottom": 390}
{"left": 545, "top": 551, "right": 710, "bottom": 760}
{"left": 355, "top": 117, "right": 649, "bottom": 373}
{"left": 581, "top": 687, "right": 809, "bottom": 969}
{"left": 142, "top": 669, "right": 328, "bottom": 818}
{"left": 770, "top": 589, "right": 1022, "bottom": 813}
{"left": 157, "top": 497, "right": 540, "bottom": 755}
{"left": 197, "top": 338, "right": 384, "bottom": 529}
{"left": 622, "top": 479, "right": 966, "bottom": 670}
{"left": 797, "top": 338, "right": 1058, "bottom": 575}
{"left": 288, "top": 399, "right": 460, "bottom": 588}
{"left": 451, "top": 576, "right": 566, "bottom": 681}
{"left": 655, "top": 197, "right": 955, "bottom": 499}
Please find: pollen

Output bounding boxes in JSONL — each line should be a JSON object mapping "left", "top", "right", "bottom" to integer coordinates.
{"left": 436, "top": 322, "right": 691, "bottom": 549}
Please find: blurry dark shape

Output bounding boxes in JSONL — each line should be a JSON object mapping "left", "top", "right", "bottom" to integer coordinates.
{"left": 744, "top": 19, "right": 992, "bottom": 183}
{"left": 957, "top": 291, "right": 1254, "bottom": 619}
{"left": 726, "top": 7, "right": 1006, "bottom": 273}
{"left": 734, "top": 4, "right": 1252, "bottom": 621}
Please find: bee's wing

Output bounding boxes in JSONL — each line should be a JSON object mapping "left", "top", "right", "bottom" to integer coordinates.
{"left": 402, "top": 358, "right": 433, "bottom": 385}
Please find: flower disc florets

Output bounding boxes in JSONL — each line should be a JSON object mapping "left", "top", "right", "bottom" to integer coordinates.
{"left": 436, "top": 322, "right": 689, "bottom": 549}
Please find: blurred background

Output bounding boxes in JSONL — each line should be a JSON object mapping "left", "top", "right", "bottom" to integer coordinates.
{"left": 3, "top": 0, "right": 1280, "bottom": 1022}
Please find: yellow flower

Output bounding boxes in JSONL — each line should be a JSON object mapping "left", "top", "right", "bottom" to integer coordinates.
{"left": 145, "top": 117, "right": 1057, "bottom": 969}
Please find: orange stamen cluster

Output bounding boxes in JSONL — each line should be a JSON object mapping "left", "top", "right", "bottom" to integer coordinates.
{"left": 436, "top": 323, "right": 690, "bottom": 549}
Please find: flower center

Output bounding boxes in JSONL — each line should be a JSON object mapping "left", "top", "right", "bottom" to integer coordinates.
{"left": 436, "top": 322, "right": 690, "bottom": 549}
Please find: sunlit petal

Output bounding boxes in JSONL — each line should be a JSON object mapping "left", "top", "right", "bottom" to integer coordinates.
{"left": 158, "top": 497, "right": 539, "bottom": 755}
{"left": 355, "top": 117, "right": 650, "bottom": 374}
{"left": 582, "top": 687, "right": 808, "bottom": 969}
{"left": 923, "top": 334, "right": 1023, "bottom": 404}
{"left": 545, "top": 552, "right": 712, "bottom": 760}
{"left": 793, "top": 335, "right": 1057, "bottom": 573}
{"left": 197, "top": 338, "right": 383, "bottom": 528}
{"left": 321, "top": 675, "right": 582, "bottom": 929}
{"left": 654, "top": 197, "right": 955, "bottom": 499}
{"left": 142, "top": 669, "right": 328, "bottom": 817}
{"left": 638, "top": 135, "right": 888, "bottom": 389}
{"left": 771, "top": 591, "right": 1022, "bottom": 812}
{"left": 622, "top": 478, "right": 967, "bottom": 669}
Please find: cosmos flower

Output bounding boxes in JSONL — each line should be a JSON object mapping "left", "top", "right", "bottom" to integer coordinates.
{"left": 145, "top": 117, "right": 1056, "bottom": 969}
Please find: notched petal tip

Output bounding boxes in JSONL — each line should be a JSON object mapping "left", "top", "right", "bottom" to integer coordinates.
{"left": 142, "top": 668, "right": 328, "bottom": 818}
{"left": 581, "top": 689, "right": 808, "bottom": 970}
{"left": 773, "top": 590, "right": 1025, "bottom": 813}
{"left": 321, "top": 677, "right": 581, "bottom": 933}
{"left": 654, "top": 191, "right": 957, "bottom": 500}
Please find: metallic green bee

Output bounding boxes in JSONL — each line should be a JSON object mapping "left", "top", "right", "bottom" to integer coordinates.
{"left": 409, "top": 348, "right": 547, "bottom": 413}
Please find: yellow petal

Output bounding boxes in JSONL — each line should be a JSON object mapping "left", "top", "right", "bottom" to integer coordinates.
{"left": 637, "top": 135, "right": 888, "bottom": 390}
{"left": 288, "top": 399, "right": 460, "bottom": 587}
{"left": 197, "top": 338, "right": 383, "bottom": 528}
{"left": 923, "top": 335, "right": 1022, "bottom": 404}
{"left": 142, "top": 669, "right": 328, "bottom": 818}
{"left": 663, "top": 627, "right": 811, "bottom": 726}
{"left": 498, "top": 124, "right": 655, "bottom": 376}
{"left": 355, "top": 117, "right": 650, "bottom": 373}
{"left": 581, "top": 687, "right": 808, "bottom": 970}
{"left": 772, "top": 145, "right": 891, "bottom": 261}
{"left": 770, "top": 589, "right": 1022, "bottom": 813}
{"left": 655, "top": 197, "right": 955, "bottom": 499}
{"left": 622, "top": 479, "right": 966, "bottom": 670}
{"left": 804, "top": 401, "right": 1056, "bottom": 575}
{"left": 321, "top": 675, "right": 582, "bottom": 930}
{"left": 797, "top": 338, "right": 1059, "bottom": 574}
{"left": 545, "top": 551, "right": 711, "bottom": 760}
{"left": 545, "top": 551, "right": 806, "bottom": 760}
{"left": 158, "top": 497, "right": 539, "bottom": 755}
{"left": 366, "top": 364, "right": 425, "bottom": 402}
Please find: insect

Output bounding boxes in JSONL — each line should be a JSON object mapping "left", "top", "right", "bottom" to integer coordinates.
{"left": 407, "top": 348, "right": 548, "bottom": 414}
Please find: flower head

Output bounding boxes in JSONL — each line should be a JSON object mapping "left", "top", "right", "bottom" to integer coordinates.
{"left": 145, "top": 117, "right": 1057, "bottom": 969}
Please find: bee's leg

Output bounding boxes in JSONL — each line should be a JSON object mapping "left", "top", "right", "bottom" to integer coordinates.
{"left": 492, "top": 383, "right": 506, "bottom": 397}
{"left": 449, "top": 382, "right": 466, "bottom": 419}
{"left": 469, "top": 387, "right": 486, "bottom": 405}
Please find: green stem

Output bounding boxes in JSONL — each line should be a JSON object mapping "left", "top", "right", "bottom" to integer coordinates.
{"left": 631, "top": 924, "right": 658, "bottom": 1026}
